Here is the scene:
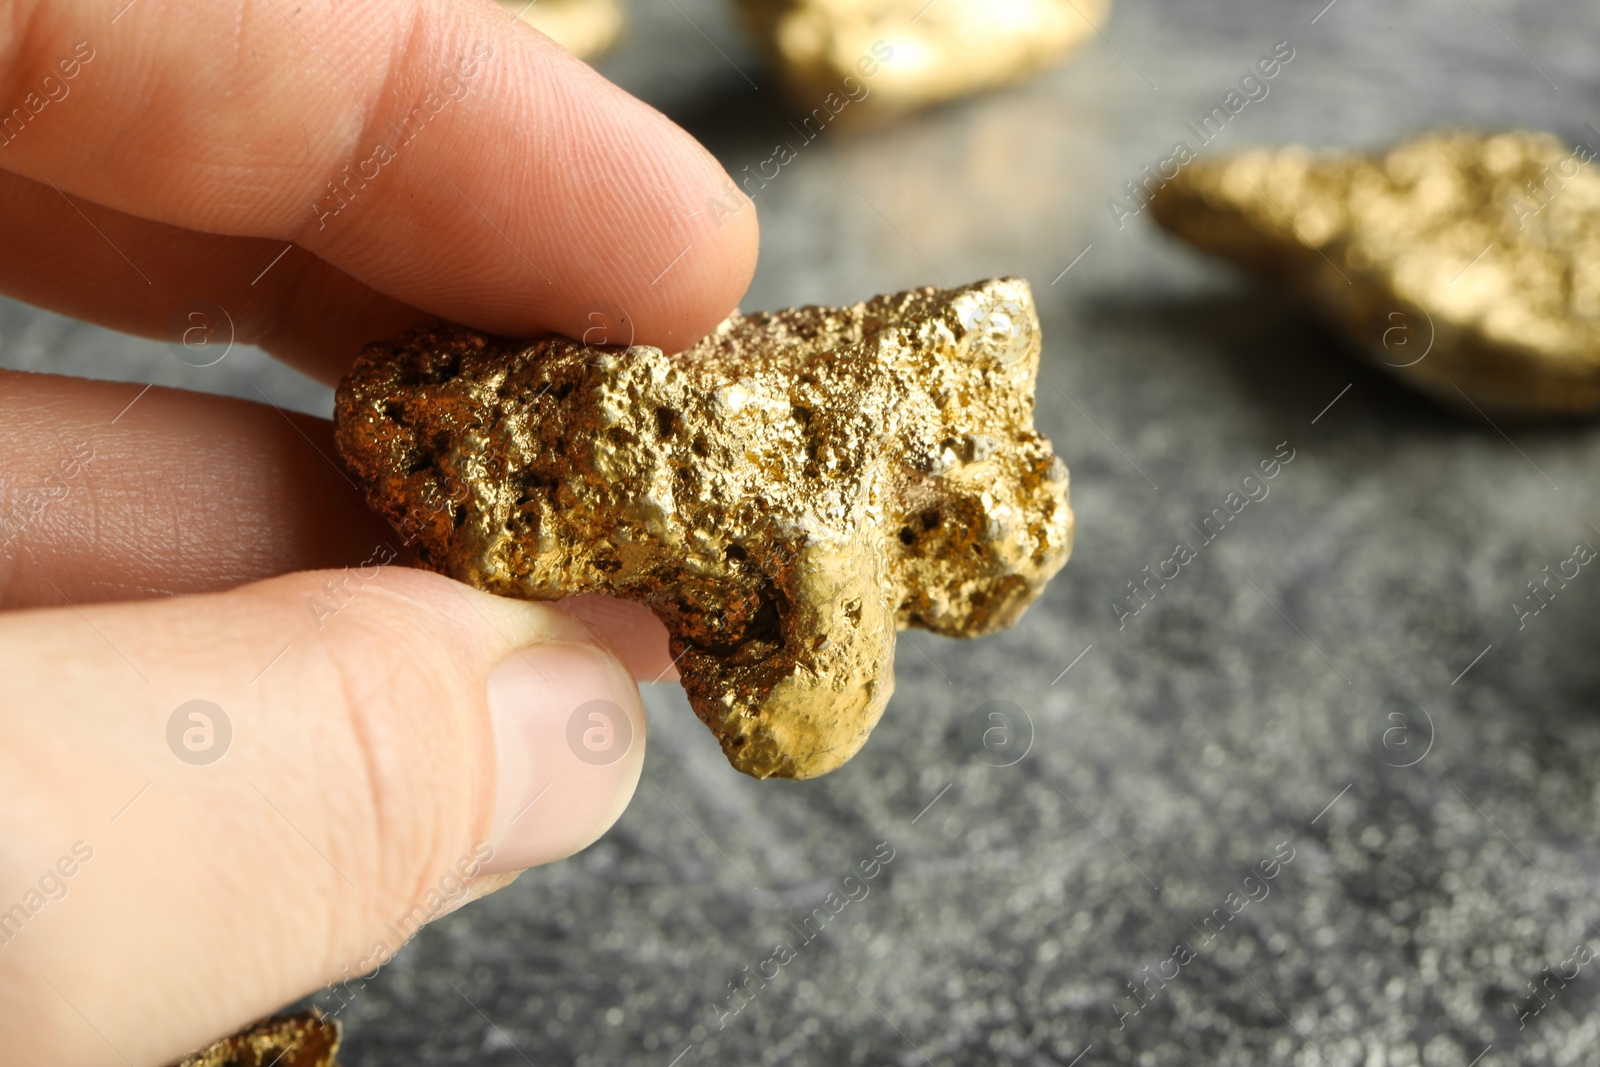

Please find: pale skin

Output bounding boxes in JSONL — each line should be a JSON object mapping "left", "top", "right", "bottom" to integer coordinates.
{"left": 0, "top": 1, "right": 758, "bottom": 1063}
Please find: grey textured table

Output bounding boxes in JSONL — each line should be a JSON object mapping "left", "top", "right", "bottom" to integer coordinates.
{"left": 7, "top": 1, "right": 1600, "bottom": 1063}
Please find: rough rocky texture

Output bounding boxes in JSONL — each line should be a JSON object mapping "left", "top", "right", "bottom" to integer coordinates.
{"left": 733, "top": 0, "right": 1109, "bottom": 119}
{"left": 495, "top": 0, "right": 624, "bottom": 60}
{"left": 334, "top": 278, "right": 1073, "bottom": 779}
{"left": 172, "top": 1013, "right": 341, "bottom": 1067}
{"left": 1150, "top": 130, "right": 1600, "bottom": 417}
{"left": 16, "top": 1, "right": 1600, "bottom": 1063}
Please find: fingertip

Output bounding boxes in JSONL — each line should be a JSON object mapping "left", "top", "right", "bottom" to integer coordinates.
{"left": 461, "top": 66, "right": 761, "bottom": 351}
{"left": 553, "top": 593, "right": 678, "bottom": 681}
{"left": 480, "top": 639, "right": 646, "bottom": 874}
{"left": 273, "top": 0, "right": 761, "bottom": 353}
{"left": 0, "top": 0, "right": 758, "bottom": 359}
{"left": 632, "top": 129, "right": 761, "bottom": 351}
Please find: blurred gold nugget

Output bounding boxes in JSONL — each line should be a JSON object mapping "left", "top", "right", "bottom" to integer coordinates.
{"left": 735, "top": 0, "right": 1109, "bottom": 118}
{"left": 496, "top": 0, "right": 624, "bottom": 60}
{"left": 1150, "top": 130, "right": 1600, "bottom": 416}
{"left": 172, "top": 1012, "right": 341, "bottom": 1067}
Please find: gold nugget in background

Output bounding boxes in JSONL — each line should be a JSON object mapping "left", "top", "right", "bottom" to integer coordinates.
{"left": 496, "top": 0, "right": 625, "bottom": 61}
{"left": 1150, "top": 130, "right": 1600, "bottom": 417}
{"left": 734, "top": 0, "right": 1109, "bottom": 119}
{"left": 172, "top": 1012, "right": 341, "bottom": 1067}
{"left": 336, "top": 279, "right": 1073, "bottom": 780}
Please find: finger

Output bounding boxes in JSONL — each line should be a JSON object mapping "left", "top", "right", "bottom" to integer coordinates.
{"left": 0, "top": 369, "right": 677, "bottom": 679}
{"left": 0, "top": 368, "right": 401, "bottom": 603}
{"left": 0, "top": 0, "right": 758, "bottom": 353}
{"left": 554, "top": 593, "right": 680, "bottom": 683}
{"left": 0, "top": 167, "right": 429, "bottom": 385}
{"left": 0, "top": 567, "right": 647, "bottom": 1066}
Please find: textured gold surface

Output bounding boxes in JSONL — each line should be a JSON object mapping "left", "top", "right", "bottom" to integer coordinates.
{"left": 1149, "top": 130, "right": 1600, "bottom": 416}
{"left": 172, "top": 1012, "right": 341, "bottom": 1067}
{"left": 496, "top": 0, "right": 624, "bottom": 61}
{"left": 734, "top": 0, "right": 1108, "bottom": 119}
{"left": 335, "top": 279, "right": 1073, "bottom": 779}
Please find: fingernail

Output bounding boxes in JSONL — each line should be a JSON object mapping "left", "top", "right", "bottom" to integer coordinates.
{"left": 481, "top": 642, "right": 646, "bottom": 875}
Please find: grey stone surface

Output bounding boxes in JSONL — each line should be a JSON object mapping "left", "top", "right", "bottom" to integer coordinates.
{"left": 8, "top": 0, "right": 1600, "bottom": 1063}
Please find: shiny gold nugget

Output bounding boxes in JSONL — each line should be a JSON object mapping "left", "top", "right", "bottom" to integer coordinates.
{"left": 172, "top": 1012, "right": 341, "bottom": 1067}
{"left": 335, "top": 279, "right": 1073, "bottom": 780}
{"left": 1150, "top": 130, "right": 1600, "bottom": 416}
{"left": 496, "top": 0, "right": 624, "bottom": 61}
{"left": 734, "top": 0, "right": 1108, "bottom": 118}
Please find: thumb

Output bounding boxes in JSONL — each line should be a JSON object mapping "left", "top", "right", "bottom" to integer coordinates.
{"left": 0, "top": 565, "right": 645, "bottom": 1067}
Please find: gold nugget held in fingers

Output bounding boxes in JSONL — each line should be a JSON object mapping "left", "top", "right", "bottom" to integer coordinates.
{"left": 172, "top": 1012, "right": 341, "bottom": 1067}
{"left": 734, "top": 0, "right": 1109, "bottom": 119}
{"left": 335, "top": 279, "right": 1073, "bottom": 779}
{"left": 1149, "top": 130, "right": 1600, "bottom": 417}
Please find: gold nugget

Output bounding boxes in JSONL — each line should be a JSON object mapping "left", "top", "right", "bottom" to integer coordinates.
{"left": 335, "top": 279, "right": 1073, "bottom": 779}
{"left": 734, "top": 0, "right": 1109, "bottom": 119}
{"left": 172, "top": 1012, "right": 341, "bottom": 1067}
{"left": 496, "top": 0, "right": 625, "bottom": 61}
{"left": 1149, "top": 130, "right": 1600, "bottom": 416}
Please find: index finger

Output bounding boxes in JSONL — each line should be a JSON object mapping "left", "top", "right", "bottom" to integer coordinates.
{"left": 0, "top": 0, "right": 758, "bottom": 350}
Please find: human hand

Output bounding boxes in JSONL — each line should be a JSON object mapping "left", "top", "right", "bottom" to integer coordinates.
{"left": 0, "top": 1, "right": 757, "bottom": 1062}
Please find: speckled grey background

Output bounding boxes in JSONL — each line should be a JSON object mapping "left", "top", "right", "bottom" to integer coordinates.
{"left": 7, "top": 0, "right": 1600, "bottom": 1064}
